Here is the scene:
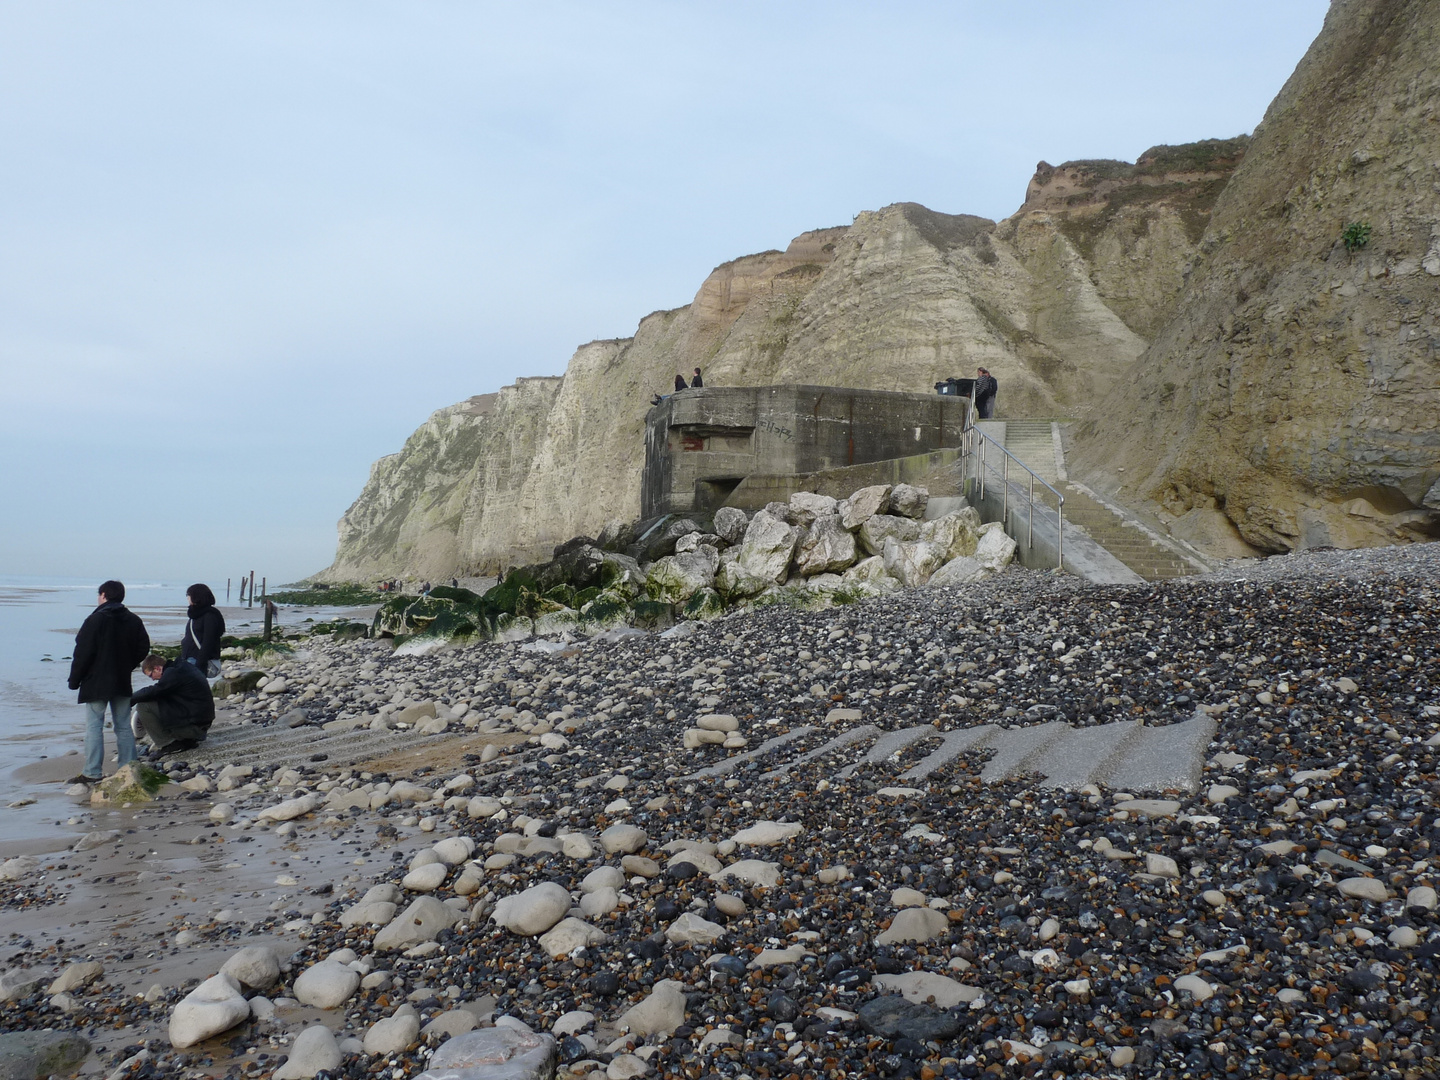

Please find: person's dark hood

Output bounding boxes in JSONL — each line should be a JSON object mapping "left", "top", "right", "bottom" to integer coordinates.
{"left": 187, "top": 603, "right": 213, "bottom": 620}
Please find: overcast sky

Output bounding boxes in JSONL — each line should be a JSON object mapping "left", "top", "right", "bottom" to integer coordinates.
{"left": 0, "top": 1, "right": 1328, "bottom": 585}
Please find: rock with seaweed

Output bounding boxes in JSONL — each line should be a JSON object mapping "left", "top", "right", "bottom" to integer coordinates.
{"left": 91, "top": 762, "right": 171, "bottom": 806}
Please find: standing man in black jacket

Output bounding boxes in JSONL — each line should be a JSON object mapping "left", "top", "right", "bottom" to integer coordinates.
{"left": 67, "top": 580, "right": 150, "bottom": 783}
{"left": 131, "top": 653, "right": 216, "bottom": 756}
{"left": 974, "top": 367, "right": 998, "bottom": 419}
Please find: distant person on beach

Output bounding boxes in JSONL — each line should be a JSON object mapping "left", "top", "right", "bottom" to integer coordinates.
{"left": 131, "top": 653, "right": 215, "bottom": 757}
{"left": 691, "top": 367, "right": 704, "bottom": 388}
{"left": 66, "top": 580, "right": 150, "bottom": 784}
{"left": 674, "top": 373, "right": 688, "bottom": 392}
{"left": 974, "top": 367, "right": 998, "bottom": 419}
{"left": 181, "top": 583, "right": 225, "bottom": 678}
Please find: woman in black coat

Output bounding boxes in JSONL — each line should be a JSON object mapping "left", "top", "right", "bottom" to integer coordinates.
{"left": 180, "top": 583, "right": 226, "bottom": 676}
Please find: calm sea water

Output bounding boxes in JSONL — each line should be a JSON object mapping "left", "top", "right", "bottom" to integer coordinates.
{"left": 0, "top": 575, "right": 363, "bottom": 841}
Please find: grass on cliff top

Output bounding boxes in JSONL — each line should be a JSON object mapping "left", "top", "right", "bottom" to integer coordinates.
{"left": 270, "top": 583, "right": 387, "bottom": 606}
{"left": 1058, "top": 136, "right": 1251, "bottom": 183}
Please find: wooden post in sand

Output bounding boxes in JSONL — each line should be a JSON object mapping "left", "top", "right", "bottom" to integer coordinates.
{"left": 248, "top": 571, "right": 255, "bottom": 609}
{"left": 226, "top": 578, "right": 231, "bottom": 602}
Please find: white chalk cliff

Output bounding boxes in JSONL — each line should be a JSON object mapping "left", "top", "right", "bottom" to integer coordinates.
{"left": 326, "top": 144, "right": 1248, "bottom": 580}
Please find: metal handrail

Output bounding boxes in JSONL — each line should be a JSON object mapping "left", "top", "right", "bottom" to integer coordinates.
{"left": 960, "top": 422, "right": 1066, "bottom": 571}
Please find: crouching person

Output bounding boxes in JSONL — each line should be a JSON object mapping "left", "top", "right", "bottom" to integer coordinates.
{"left": 131, "top": 653, "right": 215, "bottom": 757}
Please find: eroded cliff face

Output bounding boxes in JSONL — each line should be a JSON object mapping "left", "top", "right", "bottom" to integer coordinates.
{"left": 1070, "top": 0, "right": 1440, "bottom": 554}
{"left": 327, "top": 145, "right": 1246, "bottom": 579}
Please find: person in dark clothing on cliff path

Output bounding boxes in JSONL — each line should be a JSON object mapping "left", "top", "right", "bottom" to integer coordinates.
{"left": 181, "top": 583, "right": 225, "bottom": 678}
{"left": 673, "top": 373, "right": 688, "bottom": 392}
{"left": 67, "top": 580, "right": 150, "bottom": 783}
{"left": 132, "top": 653, "right": 215, "bottom": 756}
{"left": 974, "top": 367, "right": 998, "bottom": 419}
{"left": 691, "top": 368, "right": 704, "bottom": 388}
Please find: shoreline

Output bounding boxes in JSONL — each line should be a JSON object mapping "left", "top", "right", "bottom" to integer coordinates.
{"left": 2, "top": 544, "right": 1436, "bottom": 1079}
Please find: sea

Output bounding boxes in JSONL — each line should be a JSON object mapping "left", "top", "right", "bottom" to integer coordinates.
{"left": 0, "top": 574, "right": 365, "bottom": 843}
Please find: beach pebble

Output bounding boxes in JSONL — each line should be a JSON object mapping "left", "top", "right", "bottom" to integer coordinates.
{"left": 714, "top": 893, "right": 747, "bottom": 917}
{"left": 208, "top": 803, "right": 234, "bottom": 824}
{"left": 274, "top": 1024, "right": 342, "bottom": 1079}
{"left": 220, "top": 946, "right": 280, "bottom": 991}
{"left": 402, "top": 863, "right": 448, "bottom": 891}
{"left": 413, "top": 1028, "right": 556, "bottom": 1080}
{"left": 1406, "top": 886, "right": 1437, "bottom": 910}
{"left": 579, "top": 887, "right": 619, "bottom": 918}
{"left": 664, "top": 912, "right": 727, "bottom": 945}
{"left": 615, "top": 979, "right": 686, "bottom": 1037}
{"left": 492, "top": 882, "right": 571, "bottom": 936}
{"left": 552, "top": 1010, "right": 594, "bottom": 1037}
{"left": 169, "top": 973, "right": 250, "bottom": 1048}
{"left": 364, "top": 1005, "right": 420, "bottom": 1056}
{"left": 46, "top": 961, "right": 102, "bottom": 995}
{"left": 876, "top": 907, "right": 948, "bottom": 945}
{"left": 607, "top": 1054, "right": 649, "bottom": 1079}
{"left": 1337, "top": 877, "right": 1390, "bottom": 902}
{"left": 581, "top": 866, "right": 625, "bottom": 894}
{"left": 421, "top": 1009, "right": 478, "bottom": 1039}
{"left": 730, "top": 820, "right": 802, "bottom": 846}
{"left": 538, "top": 917, "right": 608, "bottom": 958}
{"left": 292, "top": 960, "right": 360, "bottom": 1009}
{"left": 873, "top": 971, "right": 981, "bottom": 1007}
{"left": 1174, "top": 974, "right": 1215, "bottom": 1002}
{"left": 600, "top": 824, "right": 648, "bottom": 854}
{"left": 374, "top": 896, "right": 461, "bottom": 951}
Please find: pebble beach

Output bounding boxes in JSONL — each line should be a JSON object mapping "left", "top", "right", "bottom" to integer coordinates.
{"left": 2, "top": 544, "right": 1438, "bottom": 1080}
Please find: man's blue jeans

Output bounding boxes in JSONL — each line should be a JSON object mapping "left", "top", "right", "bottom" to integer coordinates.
{"left": 83, "top": 696, "right": 136, "bottom": 779}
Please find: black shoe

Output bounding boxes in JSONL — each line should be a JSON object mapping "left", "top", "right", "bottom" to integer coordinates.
{"left": 174, "top": 739, "right": 200, "bottom": 752}
{"left": 156, "top": 742, "right": 185, "bottom": 757}
{"left": 67, "top": 774, "right": 100, "bottom": 785}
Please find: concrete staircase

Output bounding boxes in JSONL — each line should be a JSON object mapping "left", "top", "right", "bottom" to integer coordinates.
{"left": 989, "top": 419, "right": 1200, "bottom": 582}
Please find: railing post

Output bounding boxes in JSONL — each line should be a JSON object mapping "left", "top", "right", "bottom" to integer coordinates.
{"left": 1028, "top": 472, "right": 1034, "bottom": 550}
{"left": 1002, "top": 455, "right": 1008, "bottom": 527}
{"left": 1058, "top": 497, "right": 1065, "bottom": 572}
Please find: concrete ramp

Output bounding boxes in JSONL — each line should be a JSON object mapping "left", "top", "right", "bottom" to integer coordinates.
{"left": 684, "top": 711, "right": 1217, "bottom": 794}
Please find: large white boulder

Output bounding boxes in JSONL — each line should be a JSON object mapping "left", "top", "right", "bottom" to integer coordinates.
{"left": 599, "top": 553, "right": 648, "bottom": 598}
{"left": 974, "top": 524, "right": 1018, "bottom": 571}
{"left": 715, "top": 550, "right": 770, "bottom": 599}
{"left": 840, "top": 485, "right": 891, "bottom": 530}
{"left": 645, "top": 547, "right": 719, "bottom": 603}
{"left": 920, "top": 508, "right": 982, "bottom": 559}
{"left": 841, "top": 556, "right": 903, "bottom": 593}
{"left": 888, "top": 484, "right": 929, "bottom": 519}
{"left": 169, "top": 973, "right": 250, "bottom": 1049}
{"left": 737, "top": 511, "right": 802, "bottom": 584}
{"left": 928, "top": 555, "right": 989, "bottom": 587}
{"left": 712, "top": 506, "right": 749, "bottom": 545}
{"left": 882, "top": 537, "right": 948, "bottom": 587}
{"left": 858, "top": 514, "right": 921, "bottom": 556}
{"left": 787, "top": 491, "right": 838, "bottom": 525}
{"left": 794, "top": 515, "right": 858, "bottom": 576}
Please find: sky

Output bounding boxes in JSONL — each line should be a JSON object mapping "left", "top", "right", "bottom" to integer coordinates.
{"left": 0, "top": 1, "right": 1329, "bottom": 585}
